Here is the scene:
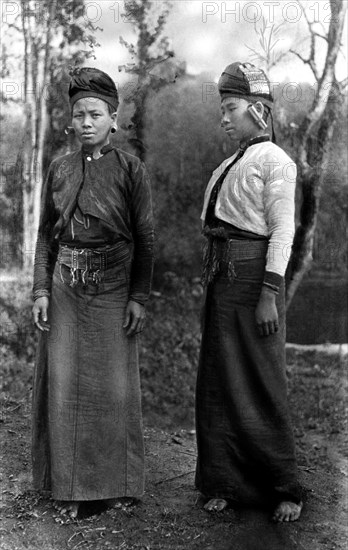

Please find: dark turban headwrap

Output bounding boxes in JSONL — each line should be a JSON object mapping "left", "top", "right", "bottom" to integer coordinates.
{"left": 68, "top": 67, "right": 119, "bottom": 112}
{"left": 218, "top": 62, "right": 273, "bottom": 108}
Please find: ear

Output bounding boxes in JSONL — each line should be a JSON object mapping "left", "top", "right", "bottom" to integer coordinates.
{"left": 110, "top": 112, "right": 118, "bottom": 133}
{"left": 254, "top": 101, "right": 265, "bottom": 118}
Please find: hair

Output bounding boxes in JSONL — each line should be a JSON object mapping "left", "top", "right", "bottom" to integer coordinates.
{"left": 107, "top": 102, "right": 116, "bottom": 115}
{"left": 262, "top": 104, "right": 271, "bottom": 123}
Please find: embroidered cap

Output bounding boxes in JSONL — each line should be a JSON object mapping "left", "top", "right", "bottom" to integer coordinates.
{"left": 69, "top": 67, "right": 119, "bottom": 111}
{"left": 218, "top": 62, "right": 273, "bottom": 108}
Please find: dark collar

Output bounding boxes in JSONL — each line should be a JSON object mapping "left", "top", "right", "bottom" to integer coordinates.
{"left": 100, "top": 144, "right": 115, "bottom": 155}
{"left": 240, "top": 134, "right": 270, "bottom": 151}
{"left": 81, "top": 144, "right": 115, "bottom": 157}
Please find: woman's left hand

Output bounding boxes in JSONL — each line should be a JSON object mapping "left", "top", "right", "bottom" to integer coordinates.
{"left": 123, "top": 300, "right": 146, "bottom": 336}
{"left": 255, "top": 287, "right": 279, "bottom": 337}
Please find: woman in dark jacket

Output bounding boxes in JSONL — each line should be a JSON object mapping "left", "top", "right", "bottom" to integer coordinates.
{"left": 32, "top": 67, "right": 154, "bottom": 518}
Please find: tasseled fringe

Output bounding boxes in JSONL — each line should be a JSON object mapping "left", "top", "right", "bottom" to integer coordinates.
{"left": 67, "top": 267, "right": 101, "bottom": 287}
{"left": 201, "top": 235, "right": 236, "bottom": 287}
{"left": 70, "top": 267, "right": 79, "bottom": 287}
{"left": 226, "top": 239, "right": 237, "bottom": 281}
{"left": 202, "top": 237, "right": 220, "bottom": 287}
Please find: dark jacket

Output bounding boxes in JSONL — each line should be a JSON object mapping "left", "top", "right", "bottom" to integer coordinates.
{"left": 33, "top": 145, "right": 154, "bottom": 304}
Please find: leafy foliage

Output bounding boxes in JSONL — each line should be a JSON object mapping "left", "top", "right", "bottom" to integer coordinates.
{"left": 0, "top": 277, "right": 36, "bottom": 404}
{"left": 145, "top": 73, "right": 229, "bottom": 275}
{"left": 140, "top": 272, "right": 201, "bottom": 427}
{"left": 118, "top": 0, "right": 179, "bottom": 159}
{"left": 0, "top": 273, "right": 202, "bottom": 427}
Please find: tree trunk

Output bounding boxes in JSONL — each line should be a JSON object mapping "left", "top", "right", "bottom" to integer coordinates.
{"left": 32, "top": 0, "right": 56, "bottom": 249}
{"left": 286, "top": 84, "right": 344, "bottom": 307}
{"left": 285, "top": 0, "right": 347, "bottom": 307}
{"left": 21, "top": 0, "right": 57, "bottom": 269}
{"left": 21, "top": 0, "right": 36, "bottom": 269}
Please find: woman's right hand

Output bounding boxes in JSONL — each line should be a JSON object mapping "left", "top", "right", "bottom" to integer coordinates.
{"left": 32, "top": 297, "right": 50, "bottom": 331}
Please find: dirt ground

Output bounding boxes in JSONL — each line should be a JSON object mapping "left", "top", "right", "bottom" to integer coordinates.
{"left": 1, "top": 348, "right": 347, "bottom": 550}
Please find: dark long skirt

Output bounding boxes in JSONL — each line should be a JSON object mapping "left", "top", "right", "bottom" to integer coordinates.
{"left": 32, "top": 257, "right": 144, "bottom": 501}
{"left": 195, "top": 247, "right": 301, "bottom": 505}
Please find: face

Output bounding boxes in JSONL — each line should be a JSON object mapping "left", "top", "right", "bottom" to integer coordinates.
{"left": 72, "top": 97, "right": 116, "bottom": 149}
{"left": 220, "top": 97, "right": 263, "bottom": 143}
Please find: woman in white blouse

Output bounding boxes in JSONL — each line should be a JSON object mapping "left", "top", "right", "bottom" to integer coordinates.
{"left": 195, "top": 62, "right": 303, "bottom": 522}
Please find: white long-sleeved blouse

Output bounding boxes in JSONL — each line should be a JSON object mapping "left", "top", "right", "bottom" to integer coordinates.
{"left": 201, "top": 141, "right": 297, "bottom": 277}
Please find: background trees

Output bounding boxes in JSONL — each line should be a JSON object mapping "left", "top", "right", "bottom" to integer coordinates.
{"left": 0, "top": 0, "right": 346, "bottom": 300}
{"left": 118, "top": 0, "right": 179, "bottom": 161}
{"left": 244, "top": 0, "right": 347, "bottom": 305}
{"left": 1, "top": 0, "right": 98, "bottom": 268}
{"left": 144, "top": 73, "right": 227, "bottom": 277}
{"left": 141, "top": 77, "right": 347, "bottom": 280}
{"left": 285, "top": 0, "right": 347, "bottom": 305}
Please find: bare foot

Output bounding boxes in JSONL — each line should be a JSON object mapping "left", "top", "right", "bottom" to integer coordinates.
{"left": 204, "top": 498, "right": 228, "bottom": 512}
{"left": 53, "top": 500, "right": 80, "bottom": 518}
{"left": 104, "top": 497, "right": 136, "bottom": 509}
{"left": 272, "top": 500, "right": 303, "bottom": 522}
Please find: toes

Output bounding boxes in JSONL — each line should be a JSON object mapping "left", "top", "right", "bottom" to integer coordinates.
{"left": 272, "top": 501, "right": 303, "bottom": 523}
{"left": 54, "top": 501, "right": 79, "bottom": 518}
{"left": 121, "top": 497, "right": 135, "bottom": 507}
{"left": 107, "top": 497, "right": 135, "bottom": 509}
{"left": 272, "top": 504, "right": 288, "bottom": 522}
{"left": 290, "top": 504, "right": 302, "bottom": 522}
{"left": 215, "top": 500, "right": 228, "bottom": 512}
{"left": 203, "top": 499, "right": 218, "bottom": 511}
{"left": 204, "top": 498, "right": 228, "bottom": 512}
{"left": 289, "top": 509, "right": 298, "bottom": 522}
{"left": 69, "top": 505, "right": 79, "bottom": 519}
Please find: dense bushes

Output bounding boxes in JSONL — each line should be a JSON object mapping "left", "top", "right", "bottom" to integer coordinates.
{"left": 0, "top": 276, "right": 36, "bottom": 402}
{"left": 140, "top": 272, "right": 202, "bottom": 427}
{"left": 0, "top": 273, "right": 202, "bottom": 427}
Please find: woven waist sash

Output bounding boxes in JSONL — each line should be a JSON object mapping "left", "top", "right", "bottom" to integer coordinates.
{"left": 211, "top": 236, "right": 268, "bottom": 260}
{"left": 202, "top": 236, "right": 268, "bottom": 286}
{"left": 58, "top": 241, "right": 130, "bottom": 286}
